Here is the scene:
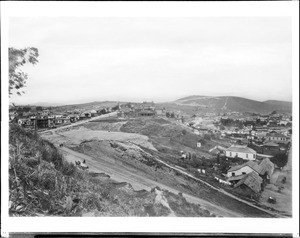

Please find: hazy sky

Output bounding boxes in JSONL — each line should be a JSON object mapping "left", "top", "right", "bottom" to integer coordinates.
{"left": 9, "top": 17, "right": 292, "bottom": 105}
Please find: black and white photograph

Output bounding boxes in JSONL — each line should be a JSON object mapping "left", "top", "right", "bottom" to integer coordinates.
{"left": 1, "top": 1, "right": 299, "bottom": 237}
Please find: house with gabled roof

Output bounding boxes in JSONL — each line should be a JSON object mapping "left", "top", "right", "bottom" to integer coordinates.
{"left": 225, "top": 145, "right": 257, "bottom": 160}
{"left": 234, "top": 171, "right": 263, "bottom": 197}
{"left": 227, "top": 158, "right": 274, "bottom": 185}
{"left": 209, "top": 145, "right": 227, "bottom": 155}
{"left": 226, "top": 160, "right": 261, "bottom": 178}
{"left": 258, "top": 158, "right": 274, "bottom": 179}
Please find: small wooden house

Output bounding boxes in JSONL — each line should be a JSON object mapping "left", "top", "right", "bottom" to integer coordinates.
{"left": 234, "top": 171, "right": 263, "bottom": 198}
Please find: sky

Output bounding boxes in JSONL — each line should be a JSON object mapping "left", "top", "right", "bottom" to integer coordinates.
{"left": 8, "top": 17, "right": 292, "bottom": 105}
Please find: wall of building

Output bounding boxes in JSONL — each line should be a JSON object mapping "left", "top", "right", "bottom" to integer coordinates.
{"left": 225, "top": 151, "right": 256, "bottom": 160}
{"left": 227, "top": 166, "right": 257, "bottom": 178}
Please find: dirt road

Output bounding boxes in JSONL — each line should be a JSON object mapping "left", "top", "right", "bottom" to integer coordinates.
{"left": 40, "top": 114, "right": 281, "bottom": 217}
{"left": 60, "top": 144, "right": 281, "bottom": 217}
{"left": 260, "top": 146, "right": 292, "bottom": 216}
{"left": 60, "top": 146, "right": 241, "bottom": 217}
{"left": 153, "top": 156, "right": 282, "bottom": 217}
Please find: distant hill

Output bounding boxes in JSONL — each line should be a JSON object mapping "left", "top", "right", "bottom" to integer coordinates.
{"left": 263, "top": 100, "right": 292, "bottom": 108}
{"left": 30, "top": 102, "right": 64, "bottom": 107}
{"left": 52, "top": 101, "right": 123, "bottom": 113}
{"left": 160, "top": 96, "right": 292, "bottom": 114}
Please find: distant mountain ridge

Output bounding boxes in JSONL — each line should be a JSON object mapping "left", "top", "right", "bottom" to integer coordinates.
{"left": 174, "top": 96, "right": 292, "bottom": 114}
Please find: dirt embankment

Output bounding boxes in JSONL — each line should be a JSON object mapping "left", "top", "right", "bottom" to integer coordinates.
{"left": 72, "top": 139, "right": 274, "bottom": 217}
{"left": 41, "top": 118, "right": 279, "bottom": 217}
{"left": 10, "top": 123, "right": 217, "bottom": 217}
{"left": 42, "top": 126, "right": 157, "bottom": 151}
{"left": 120, "top": 118, "right": 215, "bottom": 157}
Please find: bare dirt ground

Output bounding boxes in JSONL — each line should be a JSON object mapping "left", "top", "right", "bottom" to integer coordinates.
{"left": 260, "top": 146, "right": 292, "bottom": 216}
{"left": 40, "top": 117, "right": 282, "bottom": 218}
{"left": 42, "top": 127, "right": 157, "bottom": 151}
{"left": 60, "top": 146, "right": 238, "bottom": 217}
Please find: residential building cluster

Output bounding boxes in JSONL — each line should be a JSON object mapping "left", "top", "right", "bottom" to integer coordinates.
{"left": 9, "top": 105, "right": 114, "bottom": 130}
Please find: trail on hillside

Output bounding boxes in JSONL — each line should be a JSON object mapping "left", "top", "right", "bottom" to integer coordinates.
{"left": 60, "top": 146, "right": 240, "bottom": 217}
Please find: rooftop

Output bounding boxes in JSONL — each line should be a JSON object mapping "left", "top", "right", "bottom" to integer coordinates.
{"left": 266, "top": 132, "right": 287, "bottom": 138}
{"left": 234, "top": 171, "right": 263, "bottom": 193}
{"left": 263, "top": 142, "right": 279, "bottom": 147}
{"left": 228, "top": 160, "right": 261, "bottom": 173}
{"left": 258, "top": 158, "right": 275, "bottom": 176}
{"left": 225, "top": 145, "right": 256, "bottom": 154}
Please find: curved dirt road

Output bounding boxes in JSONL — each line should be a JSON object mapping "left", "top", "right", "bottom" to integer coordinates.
{"left": 60, "top": 146, "right": 241, "bottom": 217}
{"left": 59, "top": 145, "right": 281, "bottom": 217}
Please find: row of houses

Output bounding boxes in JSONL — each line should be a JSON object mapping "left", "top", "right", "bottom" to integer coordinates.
{"left": 16, "top": 110, "right": 105, "bottom": 129}
{"left": 210, "top": 138, "right": 289, "bottom": 161}
{"left": 17, "top": 115, "right": 80, "bottom": 129}
{"left": 118, "top": 101, "right": 169, "bottom": 118}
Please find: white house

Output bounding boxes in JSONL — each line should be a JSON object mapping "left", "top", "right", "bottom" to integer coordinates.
{"left": 225, "top": 145, "right": 257, "bottom": 160}
{"left": 266, "top": 132, "right": 288, "bottom": 143}
{"left": 226, "top": 161, "right": 261, "bottom": 178}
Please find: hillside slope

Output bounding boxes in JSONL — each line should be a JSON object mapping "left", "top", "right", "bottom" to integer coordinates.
{"left": 52, "top": 101, "right": 121, "bottom": 113}
{"left": 171, "top": 96, "right": 292, "bottom": 114}
{"left": 263, "top": 100, "right": 292, "bottom": 108}
{"left": 8, "top": 124, "right": 216, "bottom": 217}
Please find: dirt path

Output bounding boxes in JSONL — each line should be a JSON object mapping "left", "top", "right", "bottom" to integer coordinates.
{"left": 60, "top": 146, "right": 241, "bottom": 217}
{"left": 59, "top": 144, "right": 280, "bottom": 217}
{"left": 260, "top": 146, "right": 292, "bottom": 216}
{"left": 41, "top": 117, "right": 281, "bottom": 217}
{"left": 152, "top": 156, "right": 282, "bottom": 217}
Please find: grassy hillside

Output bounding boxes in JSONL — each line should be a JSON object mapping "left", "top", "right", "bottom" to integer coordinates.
{"left": 165, "top": 95, "right": 292, "bottom": 114}
{"left": 263, "top": 100, "right": 292, "bottom": 108}
{"left": 52, "top": 101, "right": 121, "bottom": 113}
{"left": 8, "top": 123, "right": 216, "bottom": 217}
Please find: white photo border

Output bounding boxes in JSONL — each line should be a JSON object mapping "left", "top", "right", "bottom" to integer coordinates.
{"left": 1, "top": 1, "right": 299, "bottom": 237}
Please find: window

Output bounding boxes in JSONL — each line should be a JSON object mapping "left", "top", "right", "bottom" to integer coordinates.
{"left": 232, "top": 172, "right": 235, "bottom": 176}
{"left": 242, "top": 172, "right": 246, "bottom": 175}
{"left": 246, "top": 154, "right": 248, "bottom": 159}
{"left": 253, "top": 154, "right": 256, "bottom": 159}
{"left": 229, "top": 152, "right": 232, "bottom": 157}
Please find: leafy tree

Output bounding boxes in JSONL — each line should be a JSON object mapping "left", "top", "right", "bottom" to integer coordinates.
{"left": 112, "top": 105, "right": 120, "bottom": 111}
{"left": 270, "top": 110, "right": 277, "bottom": 115}
{"left": 99, "top": 108, "right": 107, "bottom": 114}
{"left": 9, "top": 47, "right": 39, "bottom": 96}
{"left": 270, "top": 153, "right": 288, "bottom": 168}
